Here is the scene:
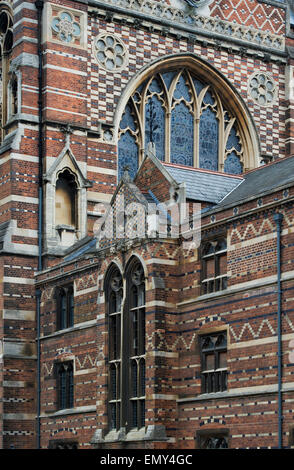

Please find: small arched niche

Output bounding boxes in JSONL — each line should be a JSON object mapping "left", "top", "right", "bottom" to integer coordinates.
{"left": 55, "top": 168, "right": 78, "bottom": 246}
{"left": 55, "top": 169, "right": 77, "bottom": 227}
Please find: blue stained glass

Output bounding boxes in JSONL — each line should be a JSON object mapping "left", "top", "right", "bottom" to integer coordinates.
{"left": 135, "top": 82, "right": 145, "bottom": 95}
{"left": 199, "top": 107, "right": 219, "bottom": 171}
{"left": 173, "top": 74, "right": 191, "bottom": 102}
{"left": 170, "top": 102, "right": 194, "bottom": 167}
{"left": 161, "top": 71, "right": 176, "bottom": 90}
{"left": 145, "top": 94, "right": 165, "bottom": 161}
{"left": 148, "top": 78, "right": 162, "bottom": 94}
{"left": 119, "top": 104, "right": 137, "bottom": 131}
{"left": 203, "top": 89, "right": 215, "bottom": 106}
{"left": 192, "top": 77, "right": 205, "bottom": 97}
{"left": 118, "top": 131, "right": 139, "bottom": 180}
{"left": 224, "top": 151, "right": 243, "bottom": 174}
{"left": 226, "top": 125, "right": 242, "bottom": 152}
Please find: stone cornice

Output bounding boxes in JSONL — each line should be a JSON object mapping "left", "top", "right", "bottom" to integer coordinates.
{"left": 88, "top": 0, "right": 286, "bottom": 56}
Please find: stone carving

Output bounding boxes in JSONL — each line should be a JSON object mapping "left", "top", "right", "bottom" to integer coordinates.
{"left": 92, "top": 0, "right": 284, "bottom": 52}
{"left": 248, "top": 72, "right": 277, "bottom": 106}
{"left": 93, "top": 33, "right": 128, "bottom": 72}
{"left": 51, "top": 11, "right": 81, "bottom": 44}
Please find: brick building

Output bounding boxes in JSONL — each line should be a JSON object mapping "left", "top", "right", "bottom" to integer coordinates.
{"left": 1, "top": 0, "right": 294, "bottom": 450}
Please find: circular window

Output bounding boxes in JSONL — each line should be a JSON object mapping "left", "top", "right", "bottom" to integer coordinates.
{"left": 248, "top": 72, "right": 277, "bottom": 107}
{"left": 93, "top": 33, "right": 128, "bottom": 72}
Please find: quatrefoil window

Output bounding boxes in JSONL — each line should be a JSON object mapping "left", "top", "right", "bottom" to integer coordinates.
{"left": 248, "top": 72, "right": 277, "bottom": 106}
{"left": 51, "top": 11, "right": 81, "bottom": 44}
{"left": 93, "top": 34, "right": 127, "bottom": 71}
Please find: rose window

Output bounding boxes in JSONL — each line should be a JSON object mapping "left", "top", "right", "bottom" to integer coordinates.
{"left": 93, "top": 34, "right": 127, "bottom": 71}
{"left": 51, "top": 11, "right": 81, "bottom": 44}
{"left": 248, "top": 72, "right": 277, "bottom": 106}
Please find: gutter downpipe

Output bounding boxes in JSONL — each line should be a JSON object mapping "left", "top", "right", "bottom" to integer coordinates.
{"left": 274, "top": 212, "right": 283, "bottom": 449}
{"left": 35, "top": 0, "right": 44, "bottom": 450}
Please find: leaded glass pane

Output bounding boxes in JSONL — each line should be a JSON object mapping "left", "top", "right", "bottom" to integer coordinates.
{"left": 110, "top": 364, "right": 117, "bottom": 400}
{"left": 132, "top": 360, "right": 138, "bottom": 397}
{"left": 148, "top": 77, "right": 162, "bottom": 94}
{"left": 161, "top": 71, "right": 176, "bottom": 90}
{"left": 224, "top": 151, "right": 243, "bottom": 174}
{"left": 199, "top": 107, "right": 219, "bottom": 171}
{"left": 170, "top": 102, "right": 193, "bottom": 167}
{"left": 226, "top": 125, "right": 242, "bottom": 152}
{"left": 132, "top": 401, "right": 137, "bottom": 428}
{"left": 203, "top": 89, "right": 215, "bottom": 106}
{"left": 173, "top": 73, "right": 192, "bottom": 102}
{"left": 140, "top": 400, "right": 145, "bottom": 428}
{"left": 192, "top": 77, "right": 206, "bottom": 96}
{"left": 118, "top": 131, "right": 138, "bottom": 180}
{"left": 120, "top": 104, "right": 137, "bottom": 131}
{"left": 110, "top": 403, "right": 117, "bottom": 429}
{"left": 145, "top": 94, "right": 165, "bottom": 161}
{"left": 140, "top": 360, "right": 145, "bottom": 396}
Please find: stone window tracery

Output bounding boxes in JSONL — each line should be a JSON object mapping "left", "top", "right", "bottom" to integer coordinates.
{"left": 0, "top": 6, "right": 13, "bottom": 142}
{"left": 93, "top": 33, "right": 128, "bottom": 72}
{"left": 118, "top": 67, "right": 246, "bottom": 179}
{"left": 106, "top": 259, "right": 146, "bottom": 433}
{"left": 248, "top": 72, "right": 277, "bottom": 107}
{"left": 51, "top": 11, "right": 81, "bottom": 44}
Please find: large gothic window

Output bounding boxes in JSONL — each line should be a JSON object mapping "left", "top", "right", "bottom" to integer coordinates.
{"left": 118, "top": 67, "right": 246, "bottom": 179}
{"left": 106, "top": 260, "right": 146, "bottom": 433}
{"left": 0, "top": 7, "right": 14, "bottom": 143}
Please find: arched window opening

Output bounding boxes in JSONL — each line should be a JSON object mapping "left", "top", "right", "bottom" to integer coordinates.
{"left": 201, "top": 238, "right": 227, "bottom": 294}
{"left": 55, "top": 169, "right": 78, "bottom": 247}
{"left": 0, "top": 8, "right": 13, "bottom": 142}
{"left": 10, "top": 72, "right": 18, "bottom": 116}
{"left": 106, "top": 259, "right": 146, "bottom": 433}
{"left": 117, "top": 64, "right": 254, "bottom": 180}
{"left": 56, "top": 361, "right": 74, "bottom": 410}
{"left": 56, "top": 285, "right": 74, "bottom": 331}
{"left": 106, "top": 266, "right": 123, "bottom": 431}
{"left": 127, "top": 261, "right": 146, "bottom": 430}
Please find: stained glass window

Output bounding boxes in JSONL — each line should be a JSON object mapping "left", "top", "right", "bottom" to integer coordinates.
{"left": 145, "top": 91, "right": 165, "bottom": 161}
{"left": 224, "top": 124, "right": 243, "bottom": 174}
{"left": 118, "top": 131, "right": 139, "bottom": 181}
{"left": 171, "top": 102, "right": 194, "bottom": 167}
{"left": 117, "top": 68, "right": 245, "bottom": 179}
{"left": 199, "top": 107, "right": 219, "bottom": 171}
{"left": 224, "top": 151, "right": 243, "bottom": 174}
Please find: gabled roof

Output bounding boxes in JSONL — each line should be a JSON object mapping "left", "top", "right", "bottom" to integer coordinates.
{"left": 162, "top": 163, "right": 243, "bottom": 204}
{"left": 215, "top": 155, "right": 294, "bottom": 210}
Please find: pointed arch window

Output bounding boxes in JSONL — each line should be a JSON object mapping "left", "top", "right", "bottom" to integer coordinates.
{"left": 201, "top": 238, "right": 227, "bottom": 294}
{"left": 0, "top": 7, "right": 14, "bottom": 142}
{"left": 55, "top": 169, "right": 77, "bottom": 228}
{"left": 200, "top": 331, "right": 227, "bottom": 394}
{"left": 106, "top": 260, "right": 146, "bottom": 433}
{"left": 56, "top": 361, "right": 74, "bottom": 410}
{"left": 118, "top": 67, "right": 246, "bottom": 179}
{"left": 128, "top": 262, "right": 146, "bottom": 430}
{"left": 56, "top": 284, "right": 74, "bottom": 330}
{"left": 107, "top": 266, "right": 123, "bottom": 431}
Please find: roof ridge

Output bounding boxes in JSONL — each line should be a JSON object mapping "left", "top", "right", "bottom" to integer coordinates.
{"left": 163, "top": 162, "right": 244, "bottom": 179}
{"left": 244, "top": 154, "right": 294, "bottom": 175}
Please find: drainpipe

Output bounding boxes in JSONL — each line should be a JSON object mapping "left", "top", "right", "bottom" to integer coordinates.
{"left": 35, "top": 0, "right": 44, "bottom": 450}
{"left": 274, "top": 212, "right": 283, "bottom": 449}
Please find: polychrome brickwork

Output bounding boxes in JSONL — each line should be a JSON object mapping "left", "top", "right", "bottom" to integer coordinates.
{"left": 1, "top": 0, "right": 294, "bottom": 450}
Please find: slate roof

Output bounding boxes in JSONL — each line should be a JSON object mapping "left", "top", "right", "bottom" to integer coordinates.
{"left": 162, "top": 163, "right": 243, "bottom": 204}
{"left": 63, "top": 235, "right": 97, "bottom": 262}
{"left": 216, "top": 155, "right": 294, "bottom": 210}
